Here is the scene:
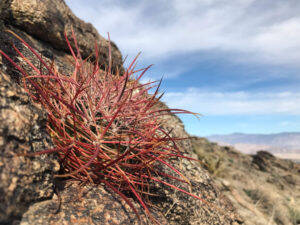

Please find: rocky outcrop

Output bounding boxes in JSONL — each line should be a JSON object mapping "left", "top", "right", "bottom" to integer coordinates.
{"left": 0, "top": 0, "right": 241, "bottom": 224}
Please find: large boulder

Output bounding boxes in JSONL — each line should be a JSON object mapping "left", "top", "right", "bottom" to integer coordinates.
{"left": 0, "top": 0, "right": 242, "bottom": 224}
{"left": 0, "top": 0, "right": 123, "bottom": 72}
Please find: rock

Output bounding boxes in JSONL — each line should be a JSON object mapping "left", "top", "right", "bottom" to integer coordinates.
{"left": 0, "top": 0, "right": 242, "bottom": 224}
{"left": 21, "top": 180, "right": 167, "bottom": 225}
{"left": 252, "top": 151, "right": 275, "bottom": 172}
{"left": 0, "top": 0, "right": 123, "bottom": 73}
{"left": 0, "top": 71, "right": 59, "bottom": 224}
{"left": 252, "top": 150, "right": 294, "bottom": 172}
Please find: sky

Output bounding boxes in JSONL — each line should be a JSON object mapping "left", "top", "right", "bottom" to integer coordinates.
{"left": 66, "top": 0, "right": 300, "bottom": 136}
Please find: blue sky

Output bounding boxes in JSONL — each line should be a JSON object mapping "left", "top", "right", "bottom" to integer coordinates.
{"left": 66, "top": 0, "right": 300, "bottom": 136}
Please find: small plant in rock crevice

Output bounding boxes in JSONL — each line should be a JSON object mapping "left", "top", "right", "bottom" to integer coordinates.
{"left": 0, "top": 30, "right": 206, "bottom": 223}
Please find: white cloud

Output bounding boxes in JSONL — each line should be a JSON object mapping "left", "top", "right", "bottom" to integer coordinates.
{"left": 279, "top": 121, "right": 292, "bottom": 126}
{"left": 66, "top": 0, "right": 300, "bottom": 67}
{"left": 163, "top": 88, "right": 300, "bottom": 115}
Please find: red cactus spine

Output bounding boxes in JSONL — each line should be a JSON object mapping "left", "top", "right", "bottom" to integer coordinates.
{"left": 0, "top": 30, "right": 206, "bottom": 222}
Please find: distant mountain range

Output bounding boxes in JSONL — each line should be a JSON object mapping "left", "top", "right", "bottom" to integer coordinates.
{"left": 206, "top": 132, "right": 300, "bottom": 155}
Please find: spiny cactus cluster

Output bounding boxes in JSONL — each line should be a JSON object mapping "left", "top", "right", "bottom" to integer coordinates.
{"left": 0, "top": 30, "right": 205, "bottom": 222}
